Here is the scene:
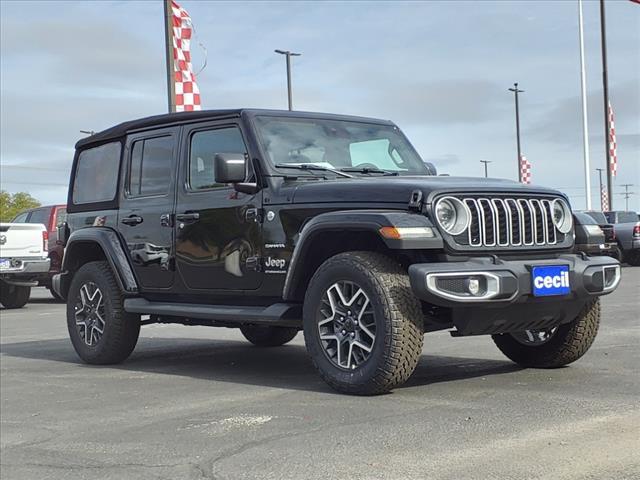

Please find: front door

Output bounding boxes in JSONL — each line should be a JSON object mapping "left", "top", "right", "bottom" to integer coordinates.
{"left": 174, "top": 122, "right": 263, "bottom": 292}
{"left": 118, "top": 127, "right": 178, "bottom": 290}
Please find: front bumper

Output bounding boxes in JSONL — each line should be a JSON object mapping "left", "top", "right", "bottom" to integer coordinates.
{"left": 408, "top": 254, "right": 620, "bottom": 336}
{"left": 408, "top": 254, "right": 620, "bottom": 307}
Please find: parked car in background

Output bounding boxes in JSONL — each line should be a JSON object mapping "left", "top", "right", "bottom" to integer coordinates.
{"left": 12, "top": 204, "right": 67, "bottom": 297}
{"left": 0, "top": 222, "right": 50, "bottom": 308}
{"left": 579, "top": 210, "right": 619, "bottom": 259}
{"left": 604, "top": 211, "right": 640, "bottom": 266}
{"left": 573, "top": 212, "right": 617, "bottom": 258}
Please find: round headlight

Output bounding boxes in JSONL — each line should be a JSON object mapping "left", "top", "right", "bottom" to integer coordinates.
{"left": 435, "top": 197, "right": 470, "bottom": 236}
{"left": 551, "top": 198, "right": 573, "bottom": 234}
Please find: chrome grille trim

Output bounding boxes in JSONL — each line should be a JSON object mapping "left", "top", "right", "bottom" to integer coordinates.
{"left": 458, "top": 196, "right": 563, "bottom": 248}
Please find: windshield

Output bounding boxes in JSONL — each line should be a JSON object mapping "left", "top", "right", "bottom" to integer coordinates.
{"left": 254, "top": 116, "right": 428, "bottom": 175}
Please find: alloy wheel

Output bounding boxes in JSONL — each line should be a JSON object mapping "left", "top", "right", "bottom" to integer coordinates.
{"left": 317, "top": 281, "right": 376, "bottom": 370}
{"left": 74, "top": 282, "right": 106, "bottom": 347}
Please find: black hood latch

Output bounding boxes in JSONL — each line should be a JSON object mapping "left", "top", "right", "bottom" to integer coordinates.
{"left": 408, "top": 190, "right": 423, "bottom": 212}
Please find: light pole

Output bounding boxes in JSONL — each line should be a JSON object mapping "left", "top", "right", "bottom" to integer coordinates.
{"left": 508, "top": 83, "right": 524, "bottom": 182}
{"left": 619, "top": 184, "right": 635, "bottom": 211}
{"left": 480, "top": 160, "right": 492, "bottom": 178}
{"left": 79, "top": 130, "right": 95, "bottom": 136}
{"left": 275, "top": 49, "right": 301, "bottom": 111}
{"left": 596, "top": 168, "right": 605, "bottom": 210}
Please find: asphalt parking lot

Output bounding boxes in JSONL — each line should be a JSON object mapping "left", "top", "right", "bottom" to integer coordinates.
{"left": 1, "top": 268, "right": 639, "bottom": 480}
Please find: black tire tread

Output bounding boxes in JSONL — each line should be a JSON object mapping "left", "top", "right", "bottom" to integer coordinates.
{"left": 67, "top": 261, "right": 140, "bottom": 365}
{"left": 305, "top": 251, "right": 424, "bottom": 395}
{"left": 239, "top": 325, "right": 298, "bottom": 347}
{"left": 492, "top": 299, "right": 600, "bottom": 368}
{"left": 0, "top": 284, "right": 31, "bottom": 309}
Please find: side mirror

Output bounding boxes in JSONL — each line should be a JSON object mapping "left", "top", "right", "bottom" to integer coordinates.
{"left": 423, "top": 161, "right": 437, "bottom": 176}
{"left": 214, "top": 153, "right": 246, "bottom": 184}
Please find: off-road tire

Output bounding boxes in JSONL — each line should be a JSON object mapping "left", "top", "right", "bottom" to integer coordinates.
{"left": 492, "top": 299, "right": 600, "bottom": 368}
{"left": 0, "top": 282, "right": 31, "bottom": 309}
{"left": 67, "top": 261, "right": 140, "bottom": 364}
{"left": 240, "top": 325, "right": 298, "bottom": 347}
{"left": 303, "top": 251, "right": 424, "bottom": 395}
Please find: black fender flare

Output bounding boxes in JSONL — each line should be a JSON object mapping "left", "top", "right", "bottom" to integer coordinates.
{"left": 58, "top": 227, "right": 138, "bottom": 297}
{"left": 282, "top": 209, "right": 442, "bottom": 300}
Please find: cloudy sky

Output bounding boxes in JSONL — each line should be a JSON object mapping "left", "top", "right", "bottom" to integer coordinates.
{"left": 1, "top": 0, "right": 638, "bottom": 210}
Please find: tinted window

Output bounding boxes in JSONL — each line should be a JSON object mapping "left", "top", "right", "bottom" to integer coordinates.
{"left": 28, "top": 208, "right": 50, "bottom": 226}
{"left": 73, "top": 142, "right": 121, "bottom": 204}
{"left": 574, "top": 212, "right": 596, "bottom": 225}
{"left": 128, "top": 136, "right": 173, "bottom": 197}
{"left": 189, "top": 127, "right": 247, "bottom": 190}
{"left": 618, "top": 212, "right": 638, "bottom": 223}
{"left": 584, "top": 211, "right": 607, "bottom": 224}
{"left": 12, "top": 212, "right": 29, "bottom": 222}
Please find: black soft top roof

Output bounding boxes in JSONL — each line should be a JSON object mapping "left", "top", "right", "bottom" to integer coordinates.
{"left": 75, "top": 108, "right": 393, "bottom": 149}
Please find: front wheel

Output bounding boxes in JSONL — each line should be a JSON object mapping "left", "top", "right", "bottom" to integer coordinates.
{"left": 67, "top": 261, "right": 140, "bottom": 364}
{"left": 0, "top": 282, "right": 31, "bottom": 309}
{"left": 303, "top": 251, "right": 424, "bottom": 395}
{"left": 492, "top": 299, "right": 600, "bottom": 368}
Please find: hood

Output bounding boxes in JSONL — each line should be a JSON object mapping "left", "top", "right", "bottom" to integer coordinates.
{"left": 285, "top": 175, "right": 566, "bottom": 207}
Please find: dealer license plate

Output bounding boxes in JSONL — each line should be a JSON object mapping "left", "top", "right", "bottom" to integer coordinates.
{"left": 0, "top": 258, "right": 10, "bottom": 270}
{"left": 531, "top": 265, "right": 571, "bottom": 297}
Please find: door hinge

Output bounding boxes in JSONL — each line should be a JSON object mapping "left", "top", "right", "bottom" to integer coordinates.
{"left": 245, "top": 208, "right": 264, "bottom": 223}
{"left": 246, "top": 256, "right": 262, "bottom": 272}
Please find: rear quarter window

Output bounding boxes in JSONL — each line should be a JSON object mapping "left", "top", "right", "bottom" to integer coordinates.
{"left": 72, "top": 142, "right": 121, "bottom": 204}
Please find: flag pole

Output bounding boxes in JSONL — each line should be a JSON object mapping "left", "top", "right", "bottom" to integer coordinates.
{"left": 599, "top": 0, "right": 613, "bottom": 209}
{"left": 164, "top": 0, "right": 176, "bottom": 113}
{"left": 578, "top": 0, "right": 592, "bottom": 210}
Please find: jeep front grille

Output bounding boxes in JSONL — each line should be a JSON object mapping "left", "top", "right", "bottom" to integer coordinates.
{"left": 457, "top": 197, "right": 562, "bottom": 248}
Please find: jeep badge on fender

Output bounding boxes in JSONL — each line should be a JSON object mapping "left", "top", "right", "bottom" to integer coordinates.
{"left": 54, "top": 109, "right": 621, "bottom": 395}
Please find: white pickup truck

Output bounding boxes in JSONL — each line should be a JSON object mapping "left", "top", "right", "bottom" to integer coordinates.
{"left": 0, "top": 223, "right": 50, "bottom": 309}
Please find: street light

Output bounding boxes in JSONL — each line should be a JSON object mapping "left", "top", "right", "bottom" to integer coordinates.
{"left": 480, "top": 160, "right": 492, "bottom": 178}
{"left": 79, "top": 130, "right": 95, "bottom": 136}
{"left": 275, "top": 49, "right": 301, "bottom": 111}
{"left": 508, "top": 83, "right": 524, "bottom": 182}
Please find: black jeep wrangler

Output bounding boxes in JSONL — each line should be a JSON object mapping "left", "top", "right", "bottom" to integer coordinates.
{"left": 54, "top": 109, "right": 621, "bottom": 395}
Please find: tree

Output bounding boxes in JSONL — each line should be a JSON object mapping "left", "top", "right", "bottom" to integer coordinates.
{"left": 0, "top": 190, "right": 41, "bottom": 222}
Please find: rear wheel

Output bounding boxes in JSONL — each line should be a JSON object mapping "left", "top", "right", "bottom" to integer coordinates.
{"left": 67, "top": 261, "right": 140, "bottom": 364}
{"left": 492, "top": 299, "right": 600, "bottom": 368}
{"left": 303, "top": 251, "right": 424, "bottom": 395}
{"left": 0, "top": 282, "right": 31, "bottom": 309}
{"left": 239, "top": 325, "right": 298, "bottom": 347}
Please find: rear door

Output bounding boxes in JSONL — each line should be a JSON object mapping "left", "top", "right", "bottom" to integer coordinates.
{"left": 118, "top": 127, "right": 178, "bottom": 290}
{"left": 174, "top": 121, "right": 263, "bottom": 292}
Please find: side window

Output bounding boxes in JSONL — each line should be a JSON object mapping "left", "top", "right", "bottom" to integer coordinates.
{"left": 12, "top": 212, "right": 29, "bottom": 223}
{"left": 189, "top": 127, "right": 247, "bottom": 190}
{"left": 128, "top": 136, "right": 173, "bottom": 197}
{"left": 28, "top": 208, "right": 50, "bottom": 226}
{"left": 73, "top": 142, "right": 121, "bottom": 204}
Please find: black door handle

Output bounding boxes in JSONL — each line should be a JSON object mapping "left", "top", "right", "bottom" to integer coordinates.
{"left": 176, "top": 212, "right": 200, "bottom": 223}
{"left": 121, "top": 215, "right": 143, "bottom": 226}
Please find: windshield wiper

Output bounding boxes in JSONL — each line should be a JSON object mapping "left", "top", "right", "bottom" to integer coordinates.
{"left": 275, "top": 163, "right": 354, "bottom": 178}
{"left": 339, "top": 167, "right": 399, "bottom": 176}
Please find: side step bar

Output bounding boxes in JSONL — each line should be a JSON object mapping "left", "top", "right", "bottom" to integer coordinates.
{"left": 123, "top": 298, "right": 302, "bottom": 328}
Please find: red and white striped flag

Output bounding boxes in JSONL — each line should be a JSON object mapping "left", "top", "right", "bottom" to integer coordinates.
{"left": 607, "top": 101, "right": 617, "bottom": 177}
{"left": 170, "top": 1, "right": 201, "bottom": 112}
{"left": 601, "top": 183, "right": 609, "bottom": 211}
{"left": 519, "top": 154, "right": 531, "bottom": 184}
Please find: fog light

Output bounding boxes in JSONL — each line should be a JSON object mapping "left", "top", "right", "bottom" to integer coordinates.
{"left": 602, "top": 265, "right": 620, "bottom": 291}
{"left": 467, "top": 277, "right": 481, "bottom": 295}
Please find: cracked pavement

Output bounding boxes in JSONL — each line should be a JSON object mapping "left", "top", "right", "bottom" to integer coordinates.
{"left": 1, "top": 267, "right": 639, "bottom": 479}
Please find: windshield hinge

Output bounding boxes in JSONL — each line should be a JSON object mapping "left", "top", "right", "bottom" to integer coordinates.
{"left": 408, "top": 190, "right": 423, "bottom": 212}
